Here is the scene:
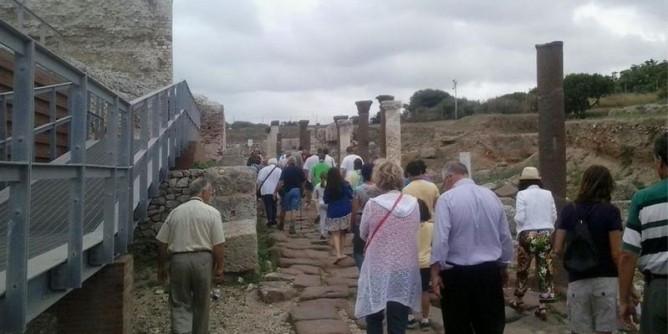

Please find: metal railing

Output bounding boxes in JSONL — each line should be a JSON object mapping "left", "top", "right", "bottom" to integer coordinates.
{"left": 0, "top": 14, "right": 200, "bottom": 333}
{"left": 0, "top": 0, "right": 63, "bottom": 49}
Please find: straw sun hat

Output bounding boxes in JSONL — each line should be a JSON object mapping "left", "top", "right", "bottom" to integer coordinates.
{"left": 519, "top": 167, "right": 541, "bottom": 180}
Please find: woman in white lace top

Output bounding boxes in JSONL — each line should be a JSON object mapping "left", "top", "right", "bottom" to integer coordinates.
{"left": 354, "top": 159, "right": 421, "bottom": 333}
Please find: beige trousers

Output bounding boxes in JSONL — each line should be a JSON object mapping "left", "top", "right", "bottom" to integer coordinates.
{"left": 169, "top": 252, "right": 213, "bottom": 334}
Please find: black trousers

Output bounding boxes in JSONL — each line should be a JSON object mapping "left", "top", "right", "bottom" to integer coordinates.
{"left": 261, "top": 194, "right": 277, "bottom": 224}
{"left": 439, "top": 262, "right": 505, "bottom": 334}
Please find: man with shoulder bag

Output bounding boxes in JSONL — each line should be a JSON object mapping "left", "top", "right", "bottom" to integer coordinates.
{"left": 257, "top": 158, "right": 282, "bottom": 228}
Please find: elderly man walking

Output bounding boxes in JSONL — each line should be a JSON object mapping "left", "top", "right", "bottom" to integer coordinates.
{"left": 156, "top": 177, "right": 226, "bottom": 334}
{"left": 430, "top": 161, "right": 513, "bottom": 334}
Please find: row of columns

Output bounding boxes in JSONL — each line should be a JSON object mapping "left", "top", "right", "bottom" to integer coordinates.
{"left": 264, "top": 96, "right": 403, "bottom": 165}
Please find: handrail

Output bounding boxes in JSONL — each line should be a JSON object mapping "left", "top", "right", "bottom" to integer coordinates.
{"left": 0, "top": 82, "right": 72, "bottom": 98}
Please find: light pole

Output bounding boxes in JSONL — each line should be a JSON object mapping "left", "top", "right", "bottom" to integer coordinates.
{"left": 452, "top": 79, "right": 458, "bottom": 120}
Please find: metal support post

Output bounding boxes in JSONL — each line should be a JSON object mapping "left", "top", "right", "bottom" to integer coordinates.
{"left": 49, "top": 88, "right": 57, "bottom": 160}
{"left": 67, "top": 74, "right": 88, "bottom": 289}
{"left": 0, "top": 96, "right": 7, "bottom": 161}
{"left": 100, "top": 96, "right": 119, "bottom": 264}
{"left": 116, "top": 103, "right": 132, "bottom": 253}
{"left": 5, "top": 38, "right": 35, "bottom": 334}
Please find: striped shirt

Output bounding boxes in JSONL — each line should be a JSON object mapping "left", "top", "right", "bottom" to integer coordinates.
{"left": 621, "top": 178, "right": 668, "bottom": 275}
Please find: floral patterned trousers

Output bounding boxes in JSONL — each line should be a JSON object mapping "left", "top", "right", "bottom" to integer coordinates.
{"left": 514, "top": 229, "right": 554, "bottom": 299}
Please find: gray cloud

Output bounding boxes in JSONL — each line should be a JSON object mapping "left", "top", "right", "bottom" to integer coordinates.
{"left": 173, "top": 0, "right": 667, "bottom": 123}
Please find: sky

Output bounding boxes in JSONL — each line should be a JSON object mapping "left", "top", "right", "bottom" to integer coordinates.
{"left": 172, "top": 0, "right": 667, "bottom": 124}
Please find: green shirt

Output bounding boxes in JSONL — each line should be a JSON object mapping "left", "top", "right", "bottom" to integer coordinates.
{"left": 621, "top": 178, "right": 668, "bottom": 275}
{"left": 311, "top": 162, "right": 331, "bottom": 187}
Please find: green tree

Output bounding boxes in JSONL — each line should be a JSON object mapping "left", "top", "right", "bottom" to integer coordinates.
{"left": 404, "top": 89, "right": 451, "bottom": 121}
{"left": 617, "top": 59, "right": 668, "bottom": 96}
{"left": 563, "top": 73, "right": 615, "bottom": 118}
{"left": 479, "top": 92, "right": 536, "bottom": 114}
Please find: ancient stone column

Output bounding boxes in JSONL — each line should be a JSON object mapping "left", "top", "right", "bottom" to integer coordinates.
{"left": 537, "top": 41, "right": 568, "bottom": 292}
{"left": 276, "top": 132, "right": 282, "bottom": 159}
{"left": 459, "top": 152, "right": 472, "bottom": 178}
{"left": 333, "top": 115, "right": 349, "bottom": 163}
{"left": 298, "top": 120, "right": 310, "bottom": 152}
{"left": 337, "top": 119, "right": 353, "bottom": 164}
{"left": 382, "top": 100, "right": 402, "bottom": 165}
{"left": 376, "top": 95, "right": 394, "bottom": 158}
{"left": 536, "top": 41, "right": 566, "bottom": 200}
{"left": 266, "top": 120, "right": 279, "bottom": 159}
{"left": 355, "top": 100, "right": 373, "bottom": 162}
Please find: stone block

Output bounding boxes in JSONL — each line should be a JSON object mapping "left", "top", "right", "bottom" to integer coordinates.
{"left": 324, "top": 277, "right": 358, "bottom": 288}
{"left": 279, "top": 257, "right": 322, "bottom": 268}
{"left": 289, "top": 305, "right": 340, "bottom": 321}
{"left": 264, "top": 272, "right": 296, "bottom": 282}
{"left": 420, "top": 148, "right": 437, "bottom": 159}
{"left": 222, "top": 223, "right": 259, "bottom": 273}
{"left": 294, "top": 319, "right": 351, "bottom": 334}
{"left": 206, "top": 166, "right": 256, "bottom": 196}
{"left": 494, "top": 183, "right": 518, "bottom": 198}
{"left": 293, "top": 274, "right": 322, "bottom": 288}
{"left": 278, "top": 267, "right": 306, "bottom": 276}
{"left": 332, "top": 266, "right": 359, "bottom": 279}
{"left": 297, "top": 298, "right": 349, "bottom": 310}
{"left": 299, "top": 286, "right": 349, "bottom": 301}
{"left": 212, "top": 194, "right": 257, "bottom": 221}
{"left": 176, "top": 177, "right": 190, "bottom": 188}
{"left": 258, "top": 281, "right": 295, "bottom": 304}
{"left": 287, "top": 265, "right": 322, "bottom": 275}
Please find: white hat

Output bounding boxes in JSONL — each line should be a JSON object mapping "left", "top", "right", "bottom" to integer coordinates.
{"left": 268, "top": 158, "right": 278, "bottom": 165}
{"left": 519, "top": 167, "right": 541, "bottom": 180}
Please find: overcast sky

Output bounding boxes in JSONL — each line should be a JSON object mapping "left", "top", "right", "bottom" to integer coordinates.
{"left": 173, "top": 0, "right": 667, "bottom": 124}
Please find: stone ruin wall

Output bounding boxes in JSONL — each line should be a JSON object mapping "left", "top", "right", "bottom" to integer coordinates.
{"left": 134, "top": 166, "right": 258, "bottom": 274}
{"left": 195, "top": 95, "right": 227, "bottom": 161}
{"left": 10, "top": 0, "right": 173, "bottom": 99}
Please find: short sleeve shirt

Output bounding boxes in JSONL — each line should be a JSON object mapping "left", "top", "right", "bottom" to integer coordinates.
{"left": 280, "top": 164, "right": 305, "bottom": 190}
{"left": 557, "top": 201, "right": 622, "bottom": 282}
{"left": 156, "top": 198, "right": 225, "bottom": 252}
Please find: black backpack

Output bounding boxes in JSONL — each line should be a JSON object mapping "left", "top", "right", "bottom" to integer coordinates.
{"left": 563, "top": 204, "right": 601, "bottom": 275}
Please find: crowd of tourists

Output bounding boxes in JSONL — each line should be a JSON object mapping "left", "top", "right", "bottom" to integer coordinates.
{"left": 155, "top": 133, "right": 667, "bottom": 334}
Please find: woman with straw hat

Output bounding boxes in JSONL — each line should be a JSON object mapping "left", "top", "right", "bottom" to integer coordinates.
{"left": 509, "top": 167, "right": 558, "bottom": 320}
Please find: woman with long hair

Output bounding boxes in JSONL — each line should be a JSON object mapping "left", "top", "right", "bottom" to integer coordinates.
{"left": 324, "top": 167, "right": 354, "bottom": 263}
{"left": 510, "top": 167, "right": 557, "bottom": 320}
{"left": 554, "top": 165, "right": 623, "bottom": 334}
{"left": 355, "top": 159, "right": 421, "bottom": 334}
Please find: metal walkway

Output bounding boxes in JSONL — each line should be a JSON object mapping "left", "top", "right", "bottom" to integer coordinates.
{"left": 0, "top": 8, "right": 201, "bottom": 333}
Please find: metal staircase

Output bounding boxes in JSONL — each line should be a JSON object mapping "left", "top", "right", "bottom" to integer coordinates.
{"left": 0, "top": 8, "right": 201, "bottom": 333}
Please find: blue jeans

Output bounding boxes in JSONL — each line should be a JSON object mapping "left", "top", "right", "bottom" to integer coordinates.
{"left": 365, "top": 301, "right": 409, "bottom": 334}
{"left": 261, "top": 194, "right": 277, "bottom": 224}
{"left": 280, "top": 187, "right": 301, "bottom": 211}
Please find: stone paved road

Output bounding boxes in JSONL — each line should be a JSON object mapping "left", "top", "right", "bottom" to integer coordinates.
{"left": 261, "top": 203, "right": 571, "bottom": 334}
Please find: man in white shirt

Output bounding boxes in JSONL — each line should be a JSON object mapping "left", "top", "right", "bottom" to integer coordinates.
{"left": 323, "top": 148, "right": 336, "bottom": 167}
{"left": 257, "top": 158, "right": 282, "bottom": 227}
{"left": 340, "top": 146, "right": 363, "bottom": 177}
{"left": 156, "top": 178, "right": 225, "bottom": 334}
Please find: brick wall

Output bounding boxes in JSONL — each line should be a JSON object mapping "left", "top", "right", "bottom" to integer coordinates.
{"left": 52, "top": 255, "right": 134, "bottom": 334}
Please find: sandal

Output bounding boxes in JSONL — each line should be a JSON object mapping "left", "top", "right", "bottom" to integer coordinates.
{"left": 508, "top": 299, "right": 524, "bottom": 311}
{"left": 538, "top": 293, "right": 555, "bottom": 303}
{"left": 534, "top": 306, "right": 548, "bottom": 321}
